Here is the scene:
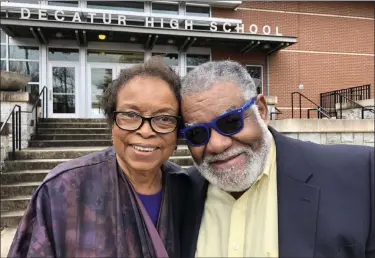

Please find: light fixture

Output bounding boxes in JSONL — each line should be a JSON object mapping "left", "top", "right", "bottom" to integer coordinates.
{"left": 167, "top": 39, "right": 174, "bottom": 44}
{"left": 56, "top": 32, "right": 63, "bottom": 38}
{"left": 98, "top": 34, "right": 106, "bottom": 40}
{"left": 130, "top": 36, "right": 137, "bottom": 42}
{"left": 263, "top": 43, "right": 271, "bottom": 50}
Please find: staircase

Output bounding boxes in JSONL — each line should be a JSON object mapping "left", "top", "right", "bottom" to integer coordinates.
{"left": 0, "top": 118, "right": 193, "bottom": 228}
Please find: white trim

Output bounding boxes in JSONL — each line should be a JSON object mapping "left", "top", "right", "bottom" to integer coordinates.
{"left": 281, "top": 49, "right": 375, "bottom": 57}
{"left": 79, "top": 46, "right": 86, "bottom": 117}
{"left": 266, "top": 55, "right": 270, "bottom": 96}
{"left": 246, "top": 65, "right": 264, "bottom": 94}
{"left": 236, "top": 7, "right": 375, "bottom": 21}
{"left": 277, "top": 107, "right": 311, "bottom": 110}
{"left": 8, "top": 58, "right": 39, "bottom": 62}
{"left": 179, "top": 51, "right": 186, "bottom": 76}
{"left": 40, "top": 44, "right": 47, "bottom": 109}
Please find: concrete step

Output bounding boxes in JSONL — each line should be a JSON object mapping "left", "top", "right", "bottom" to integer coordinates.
{"left": 3, "top": 156, "right": 193, "bottom": 171}
{"left": 1, "top": 210, "right": 24, "bottom": 227}
{"left": 37, "top": 122, "right": 109, "bottom": 129}
{"left": 41, "top": 118, "right": 106, "bottom": 123}
{"left": 1, "top": 170, "right": 49, "bottom": 184}
{"left": 12, "top": 146, "right": 191, "bottom": 160}
{"left": 37, "top": 128, "right": 111, "bottom": 134}
{"left": 1, "top": 196, "right": 31, "bottom": 213}
{"left": 35, "top": 134, "right": 111, "bottom": 141}
{"left": 3, "top": 159, "right": 70, "bottom": 171}
{"left": 1, "top": 182, "right": 40, "bottom": 198}
{"left": 29, "top": 140, "right": 112, "bottom": 147}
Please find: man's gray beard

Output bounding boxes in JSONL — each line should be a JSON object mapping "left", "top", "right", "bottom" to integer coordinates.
{"left": 193, "top": 107, "right": 273, "bottom": 192}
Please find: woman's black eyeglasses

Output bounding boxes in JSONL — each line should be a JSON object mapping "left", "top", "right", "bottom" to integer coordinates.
{"left": 114, "top": 111, "right": 180, "bottom": 134}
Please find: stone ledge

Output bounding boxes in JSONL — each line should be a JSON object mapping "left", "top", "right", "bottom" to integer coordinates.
{"left": 335, "top": 99, "right": 375, "bottom": 110}
{"left": 270, "top": 119, "right": 374, "bottom": 133}
{"left": 0, "top": 92, "right": 32, "bottom": 103}
{"left": 265, "top": 96, "right": 277, "bottom": 105}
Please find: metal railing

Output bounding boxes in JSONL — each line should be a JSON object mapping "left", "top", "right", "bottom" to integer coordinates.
{"left": 338, "top": 94, "right": 375, "bottom": 119}
{"left": 291, "top": 92, "right": 331, "bottom": 119}
{"left": 22, "top": 86, "right": 48, "bottom": 136}
{"left": 270, "top": 107, "right": 282, "bottom": 120}
{"left": 0, "top": 105, "right": 21, "bottom": 159}
{"left": 0, "top": 86, "right": 48, "bottom": 159}
{"left": 320, "top": 84, "right": 371, "bottom": 118}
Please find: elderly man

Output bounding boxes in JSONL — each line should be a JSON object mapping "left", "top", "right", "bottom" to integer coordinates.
{"left": 179, "top": 60, "right": 374, "bottom": 258}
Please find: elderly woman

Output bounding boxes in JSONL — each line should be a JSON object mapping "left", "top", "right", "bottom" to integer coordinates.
{"left": 8, "top": 58, "right": 189, "bottom": 258}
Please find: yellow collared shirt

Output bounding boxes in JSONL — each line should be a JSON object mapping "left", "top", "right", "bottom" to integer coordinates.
{"left": 196, "top": 137, "right": 278, "bottom": 257}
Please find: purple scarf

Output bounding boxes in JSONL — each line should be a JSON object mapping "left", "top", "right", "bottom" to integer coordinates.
{"left": 7, "top": 147, "right": 184, "bottom": 258}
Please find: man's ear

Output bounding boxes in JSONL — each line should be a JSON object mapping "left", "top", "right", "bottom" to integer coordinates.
{"left": 256, "top": 94, "right": 270, "bottom": 125}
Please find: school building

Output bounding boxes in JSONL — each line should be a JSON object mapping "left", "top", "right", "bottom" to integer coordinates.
{"left": 1, "top": 1, "right": 374, "bottom": 118}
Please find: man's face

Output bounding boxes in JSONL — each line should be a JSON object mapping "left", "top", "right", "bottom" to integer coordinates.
{"left": 181, "top": 82, "right": 272, "bottom": 192}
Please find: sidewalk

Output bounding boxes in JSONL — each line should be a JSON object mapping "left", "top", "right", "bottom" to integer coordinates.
{"left": 1, "top": 227, "right": 16, "bottom": 257}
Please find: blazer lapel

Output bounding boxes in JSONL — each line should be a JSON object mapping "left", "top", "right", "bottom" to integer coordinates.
{"left": 270, "top": 127, "right": 320, "bottom": 258}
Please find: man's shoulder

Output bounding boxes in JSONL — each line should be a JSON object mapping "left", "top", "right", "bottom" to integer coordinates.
{"left": 288, "top": 138, "right": 374, "bottom": 183}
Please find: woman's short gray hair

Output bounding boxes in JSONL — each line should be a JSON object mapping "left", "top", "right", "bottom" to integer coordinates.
{"left": 181, "top": 60, "right": 257, "bottom": 100}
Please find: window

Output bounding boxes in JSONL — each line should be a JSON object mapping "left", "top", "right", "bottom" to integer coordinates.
{"left": 9, "top": 61, "right": 39, "bottom": 82}
{"left": 7, "top": 44, "right": 40, "bottom": 95}
{"left": 246, "top": 65, "right": 263, "bottom": 94}
{"left": 152, "top": 2, "right": 179, "bottom": 15}
{"left": 48, "top": 48, "right": 79, "bottom": 62}
{"left": 1, "top": 60, "right": 6, "bottom": 70}
{"left": 48, "top": 1, "right": 78, "bottom": 7}
{"left": 9, "top": 46, "right": 39, "bottom": 60}
{"left": 87, "top": 50, "right": 144, "bottom": 63}
{"left": 4, "top": 0, "right": 40, "bottom": 3}
{"left": 152, "top": 53, "right": 178, "bottom": 66}
{"left": 186, "top": 5, "right": 210, "bottom": 17}
{"left": 87, "top": 1, "right": 144, "bottom": 12}
{"left": 1, "top": 31, "right": 6, "bottom": 61}
{"left": 152, "top": 53, "right": 179, "bottom": 73}
{"left": 186, "top": 54, "right": 210, "bottom": 73}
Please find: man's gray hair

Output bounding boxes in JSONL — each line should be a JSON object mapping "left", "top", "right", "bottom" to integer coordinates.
{"left": 181, "top": 60, "right": 257, "bottom": 100}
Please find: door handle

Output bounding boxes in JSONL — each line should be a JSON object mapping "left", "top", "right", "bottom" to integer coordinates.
{"left": 49, "top": 90, "right": 52, "bottom": 101}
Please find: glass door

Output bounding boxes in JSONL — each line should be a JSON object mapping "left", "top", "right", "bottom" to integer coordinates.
{"left": 116, "top": 64, "right": 134, "bottom": 76}
{"left": 87, "top": 63, "right": 116, "bottom": 117}
{"left": 48, "top": 62, "right": 79, "bottom": 118}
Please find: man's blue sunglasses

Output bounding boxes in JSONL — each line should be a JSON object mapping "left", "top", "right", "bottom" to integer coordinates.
{"left": 180, "top": 97, "right": 256, "bottom": 146}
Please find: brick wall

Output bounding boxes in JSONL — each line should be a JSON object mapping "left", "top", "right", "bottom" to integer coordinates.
{"left": 211, "top": 2, "right": 375, "bottom": 116}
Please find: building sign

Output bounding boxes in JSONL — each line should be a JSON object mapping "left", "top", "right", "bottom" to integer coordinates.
{"left": 18, "top": 7, "right": 282, "bottom": 36}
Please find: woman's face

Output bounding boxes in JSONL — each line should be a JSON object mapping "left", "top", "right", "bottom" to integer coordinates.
{"left": 112, "top": 75, "right": 179, "bottom": 173}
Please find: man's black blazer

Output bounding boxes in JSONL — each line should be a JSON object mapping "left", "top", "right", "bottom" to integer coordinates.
{"left": 181, "top": 127, "right": 375, "bottom": 258}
